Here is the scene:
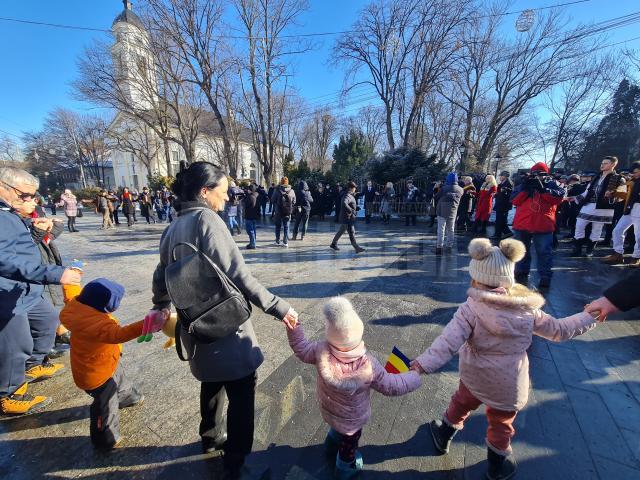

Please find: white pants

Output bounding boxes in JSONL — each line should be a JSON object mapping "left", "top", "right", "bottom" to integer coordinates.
{"left": 574, "top": 218, "right": 605, "bottom": 241}
{"left": 437, "top": 216, "right": 455, "bottom": 247}
{"left": 613, "top": 214, "right": 640, "bottom": 258}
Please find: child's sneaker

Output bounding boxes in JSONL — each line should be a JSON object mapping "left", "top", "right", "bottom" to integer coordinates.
{"left": 323, "top": 428, "right": 341, "bottom": 458}
{"left": 430, "top": 419, "right": 458, "bottom": 454}
{"left": 335, "top": 451, "right": 363, "bottom": 479}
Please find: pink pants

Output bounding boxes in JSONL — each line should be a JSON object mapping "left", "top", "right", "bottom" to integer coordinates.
{"left": 444, "top": 381, "right": 517, "bottom": 454}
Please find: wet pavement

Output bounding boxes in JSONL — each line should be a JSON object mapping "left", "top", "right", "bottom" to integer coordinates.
{"left": 1, "top": 213, "right": 639, "bottom": 479}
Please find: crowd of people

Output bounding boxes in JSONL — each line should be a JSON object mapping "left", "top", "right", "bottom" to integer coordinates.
{"left": 1, "top": 158, "right": 639, "bottom": 480}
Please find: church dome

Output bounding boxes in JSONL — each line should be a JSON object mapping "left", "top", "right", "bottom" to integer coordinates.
{"left": 112, "top": 0, "right": 145, "bottom": 30}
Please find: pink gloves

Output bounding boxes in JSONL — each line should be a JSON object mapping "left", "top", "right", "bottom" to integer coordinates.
{"left": 137, "top": 309, "right": 170, "bottom": 343}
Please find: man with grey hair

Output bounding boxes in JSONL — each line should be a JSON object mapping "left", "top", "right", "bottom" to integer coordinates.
{"left": 0, "top": 167, "right": 82, "bottom": 416}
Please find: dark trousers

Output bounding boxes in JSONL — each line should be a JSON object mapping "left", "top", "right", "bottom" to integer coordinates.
{"left": 332, "top": 221, "right": 359, "bottom": 249}
{"left": 200, "top": 372, "right": 257, "bottom": 460}
{"left": 406, "top": 215, "right": 417, "bottom": 226}
{"left": 85, "top": 364, "right": 140, "bottom": 448}
{"left": 339, "top": 429, "right": 362, "bottom": 462}
{"left": 260, "top": 202, "right": 267, "bottom": 218}
{"left": 113, "top": 210, "right": 120, "bottom": 224}
{"left": 0, "top": 296, "right": 58, "bottom": 397}
{"left": 275, "top": 216, "right": 290, "bottom": 244}
{"left": 514, "top": 230, "right": 554, "bottom": 279}
{"left": 125, "top": 214, "right": 134, "bottom": 227}
{"left": 293, "top": 209, "right": 310, "bottom": 238}
{"left": 67, "top": 215, "right": 77, "bottom": 232}
{"left": 494, "top": 210, "right": 511, "bottom": 237}
{"left": 245, "top": 219, "right": 257, "bottom": 247}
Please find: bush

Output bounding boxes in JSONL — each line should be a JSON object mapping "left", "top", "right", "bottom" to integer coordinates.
{"left": 147, "top": 173, "right": 174, "bottom": 192}
{"left": 365, "top": 147, "right": 448, "bottom": 185}
{"left": 74, "top": 186, "right": 102, "bottom": 201}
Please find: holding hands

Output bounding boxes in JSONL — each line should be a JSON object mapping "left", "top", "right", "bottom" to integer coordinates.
{"left": 283, "top": 307, "right": 299, "bottom": 330}
{"left": 585, "top": 297, "right": 618, "bottom": 322}
{"left": 409, "top": 360, "right": 425, "bottom": 374}
{"left": 138, "top": 308, "right": 171, "bottom": 343}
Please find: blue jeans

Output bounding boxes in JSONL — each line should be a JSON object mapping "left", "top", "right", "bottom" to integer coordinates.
{"left": 0, "top": 296, "right": 59, "bottom": 397}
{"left": 163, "top": 205, "right": 173, "bottom": 222}
{"left": 228, "top": 215, "right": 239, "bottom": 233}
{"left": 513, "top": 230, "right": 553, "bottom": 279}
{"left": 275, "top": 217, "right": 290, "bottom": 244}
{"left": 246, "top": 220, "right": 257, "bottom": 247}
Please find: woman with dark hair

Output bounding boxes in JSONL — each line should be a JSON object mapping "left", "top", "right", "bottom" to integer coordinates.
{"left": 150, "top": 161, "right": 299, "bottom": 478}
{"left": 121, "top": 187, "right": 135, "bottom": 228}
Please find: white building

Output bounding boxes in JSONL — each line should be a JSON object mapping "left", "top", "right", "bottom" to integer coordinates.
{"left": 108, "top": 1, "right": 279, "bottom": 190}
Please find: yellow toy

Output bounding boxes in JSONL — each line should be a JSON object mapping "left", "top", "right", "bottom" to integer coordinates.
{"left": 162, "top": 313, "right": 178, "bottom": 349}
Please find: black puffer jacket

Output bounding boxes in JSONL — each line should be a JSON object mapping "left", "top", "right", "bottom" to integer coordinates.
{"left": 296, "top": 181, "right": 314, "bottom": 212}
{"left": 338, "top": 191, "right": 357, "bottom": 224}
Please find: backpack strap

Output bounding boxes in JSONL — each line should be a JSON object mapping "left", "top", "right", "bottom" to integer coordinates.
{"left": 174, "top": 315, "right": 195, "bottom": 361}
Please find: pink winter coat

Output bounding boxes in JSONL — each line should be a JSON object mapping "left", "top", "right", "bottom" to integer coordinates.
{"left": 415, "top": 285, "right": 597, "bottom": 412}
{"left": 287, "top": 326, "right": 422, "bottom": 435}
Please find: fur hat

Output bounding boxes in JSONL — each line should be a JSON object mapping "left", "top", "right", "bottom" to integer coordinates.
{"left": 323, "top": 297, "right": 364, "bottom": 351}
{"left": 468, "top": 238, "right": 526, "bottom": 288}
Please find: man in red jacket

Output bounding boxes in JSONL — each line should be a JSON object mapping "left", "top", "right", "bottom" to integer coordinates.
{"left": 510, "top": 162, "right": 565, "bottom": 289}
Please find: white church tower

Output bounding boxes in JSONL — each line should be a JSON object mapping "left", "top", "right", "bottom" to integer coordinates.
{"left": 111, "top": 0, "right": 157, "bottom": 111}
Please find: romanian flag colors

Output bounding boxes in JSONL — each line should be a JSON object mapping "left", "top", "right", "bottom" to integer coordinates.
{"left": 384, "top": 346, "right": 411, "bottom": 374}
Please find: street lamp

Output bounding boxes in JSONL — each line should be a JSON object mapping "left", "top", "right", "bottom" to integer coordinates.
{"left": 458, "top": 142, "right": 468, "bottom": 173}
{"left": 493, "top": 153, "right": 504, "bottom": 177}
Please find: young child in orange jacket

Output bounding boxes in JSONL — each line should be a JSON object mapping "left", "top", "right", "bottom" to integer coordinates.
{"left": 60, "top": 278, "right": 167, "bottom": 449}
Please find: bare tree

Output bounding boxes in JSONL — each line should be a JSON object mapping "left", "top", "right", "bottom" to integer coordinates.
{"left": 473, "top": 10, "right": 590, "bottom": 169}
{"left": 544, "top": 55, "right": 619, "bottom": 168}
{"left": 298, "top": 107, "right": 338, "bottom": 170}
{"left": 108, "top": 120, "right": 163, "bottom": 174}
{"left": 340, "top": 105, "right": 386, "bottom": 152}
{"left": 0, "top": 134, "right": 21, "bottom": 165}
{"left": 235, "top": 0, "right": 309, "bottom": 183}
{"left": 334, "top": 0, "right": 418, "bottom": 150}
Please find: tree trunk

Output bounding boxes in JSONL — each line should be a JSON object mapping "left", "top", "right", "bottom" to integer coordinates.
{"left": 163, "top": 138, "right": 172, "bottom": 176}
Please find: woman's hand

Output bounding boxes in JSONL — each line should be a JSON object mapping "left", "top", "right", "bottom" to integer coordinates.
{"left": 282, "top": 307, "right": 299, "bottom": 330}
{"left": 138, "top": 309, "right": 170, "bottom": 342}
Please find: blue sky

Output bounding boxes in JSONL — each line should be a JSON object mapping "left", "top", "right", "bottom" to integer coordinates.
{"left": 1, "top": 0, "right": 639, "bottom": 141}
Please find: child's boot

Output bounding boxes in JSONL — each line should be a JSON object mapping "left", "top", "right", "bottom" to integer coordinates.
{"left": 323, "top": 428, "right": 341, "bottom": 458}
{"left": 486, "top": 448, "right": 517, "bottom": 480}
{"left": 430, "top": 419, "right": 458, "bottom": 454}
{"left": 335, "top": 451, "right": 363, "bottom": 479}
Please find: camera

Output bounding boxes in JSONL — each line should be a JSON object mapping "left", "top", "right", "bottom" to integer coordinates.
{"left": 520, "top": 171, "right": 550, "bottom": 192}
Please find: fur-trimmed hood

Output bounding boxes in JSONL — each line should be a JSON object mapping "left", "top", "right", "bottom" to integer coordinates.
{"left": 316, "top": 342, "right": 373, "bottom": 395}
{"left": 467, "top": 284, "right": 545, "bottom": 310}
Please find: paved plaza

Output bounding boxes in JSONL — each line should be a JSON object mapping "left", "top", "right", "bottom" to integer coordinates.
{"left": 1, "top": 213, "right": 639, "bottom": 479}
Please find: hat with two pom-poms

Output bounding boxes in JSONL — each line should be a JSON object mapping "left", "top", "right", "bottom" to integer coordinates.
{"left": 468, "top": 238, "right": 526, "bottom": 288}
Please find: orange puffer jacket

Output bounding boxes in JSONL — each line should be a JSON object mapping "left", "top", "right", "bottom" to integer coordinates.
{"left": 59, "top": 285, "right": 143, "bottom": 391}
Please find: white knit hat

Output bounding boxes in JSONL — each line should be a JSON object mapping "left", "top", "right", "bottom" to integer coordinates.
{"left": 468, "top": 238, "right": 526, "bottom": 288}
{"left": 323, "top": 297, "right": 364, "bottom": 351}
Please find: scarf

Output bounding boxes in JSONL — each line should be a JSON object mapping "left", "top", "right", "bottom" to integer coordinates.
{"left": 328, "top": 341, "right": 367, "bottom": 364}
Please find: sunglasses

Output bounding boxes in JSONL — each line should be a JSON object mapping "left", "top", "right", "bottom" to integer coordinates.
{"left": 1, "top": 181, "right": 37, "bottom": 201}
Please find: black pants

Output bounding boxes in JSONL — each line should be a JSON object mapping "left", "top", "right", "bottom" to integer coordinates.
{"left": 200, "top": 372, "right": 257, "bottom": 463}
{"left": 125, "top": 214, "right": 134, "bottom": 227}
{"left": 113, "top": 210, "right": 120, "bottom": 225}
{"left": 494, "top": 210, "right": 511, "bottom": 237}
{"left": 293, "top": 209, "right": 310, "bottom": 238}
{"left": 332, "top": 221, "right": 359, "bottom": 249}
{"left": 67, "top": 216, "right": 76, "bottom": 232}
{"left": 85, "top": 365, "right": 140, "bottom": 449}
{"left": 339, "top": 429, "right": 362, "bottom": 463}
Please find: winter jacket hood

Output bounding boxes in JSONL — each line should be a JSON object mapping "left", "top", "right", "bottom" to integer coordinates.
{"left": 298, "top": 181, "right": 309, "bottom": 191}
{"left": 445, "top": 173, "right": 458, "bottom": 186}
{"left": 77, "top": 278, "right": 125, "bottom": 313}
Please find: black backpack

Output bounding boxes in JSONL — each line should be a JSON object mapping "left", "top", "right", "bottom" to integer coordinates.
{"left": 165, "top": 239, "right": 252, "bottom": 360}
{"left": 279, "top": 190, "right": 294, "bottom": 216}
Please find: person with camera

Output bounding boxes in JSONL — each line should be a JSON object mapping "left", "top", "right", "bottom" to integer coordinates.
{"left": 491, "top": 171, "right": 514, "bottom": 240}
{"left": 150, "top": 161, "right": 298, "bottom": 478}
{"left": 510, "top": 162, "right": 565, "bottom": 289}
{"left": 330, "top": 181, "right": 366, "bottom": 253}
{"left": 568, "top": 156, "right": 626, "bottom": 257}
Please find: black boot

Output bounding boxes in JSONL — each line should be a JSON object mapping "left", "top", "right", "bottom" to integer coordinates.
{"left": 585, "top": 240, "right": 597, "bottom": 258}
{"left": 429, "top": 419, "right": 458, "bottom": 454}
{"left": 486, "top": 447, "right": 517, "bottom": 480}
{"left": 571, "top": 238, "right": 584, "bottom": 256}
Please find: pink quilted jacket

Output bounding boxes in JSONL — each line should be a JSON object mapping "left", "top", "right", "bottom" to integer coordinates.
{"left": 415, "top": 285, "right": 597, "bottom": 412}
{"left": 287, "top": 326, "right": 422, "bottom": 435}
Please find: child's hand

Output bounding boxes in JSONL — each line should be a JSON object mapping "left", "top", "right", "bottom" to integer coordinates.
{"left": 138, "top": 309, "right": 170, "bottom": 343}
{"left": 410, "top": 360, "right": 425, "bottom": 374}
{"left": 282, "top": 307, "right": 299, "bottom": 330}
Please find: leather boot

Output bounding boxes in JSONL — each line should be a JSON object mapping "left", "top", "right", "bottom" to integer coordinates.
{"left": 601, "top": 252, "right": 624, "bottom": 265}
{"left": 571, "top": 238, "right": 584, "bottom": 256}
{"left": 430, "top": 419, "right": 458, "bottom": 454}
{"left": 627, "top": 257, "right": 640, "bottom": 267}
{"left": 486, "top": 448, "right": 517, "bottom": 480}
{"left": 585, "top": 240, "right": 597, "bottom": 257}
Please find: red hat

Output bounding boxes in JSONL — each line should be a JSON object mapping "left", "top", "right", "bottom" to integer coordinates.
{"left": 531, "top": 162, "right": 550, "bottom": 173}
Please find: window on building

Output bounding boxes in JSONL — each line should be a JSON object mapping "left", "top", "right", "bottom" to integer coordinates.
{"left": 132, "top": 174, "right": 139, "bottom": 191}
{"left": 250, "top": 163, "right": 257, "bottom": 181}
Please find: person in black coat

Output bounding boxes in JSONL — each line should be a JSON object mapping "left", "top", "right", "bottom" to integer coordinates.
{"left": 585, "top": 269, "right": 640, "bottom": 321}
{"left": 491, "top": 171, "right": 514, "bottom": 240}
{"left": 243, "top": 185, "right": 261, "bottom": 249}
{"left": 292, "top": 181, "right": 313, "bottom": 240}
{"left": 363, "top": 180, "right": 379, "bottom": 224}
{"left": 333, "top": 184, "right": 343, "bottom": 223}
{"left": 330, "top": 182, "right": 365, "bottom": 253}
{"left": 257, "top": 186, "right": 268, "bottom": 219}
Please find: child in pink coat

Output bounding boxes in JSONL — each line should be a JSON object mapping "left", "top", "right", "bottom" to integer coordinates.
{"left": 412, "top": 238, "right": 601, "bottom": 480}
{"left": 286, "top": 296, "right": 421, "bottom": 479}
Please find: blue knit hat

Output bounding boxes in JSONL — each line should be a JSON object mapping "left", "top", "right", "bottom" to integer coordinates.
{"left": 77, "top": 278, "right": 125, "bottom": 313}
{"left": 445, "top": 172, "right": 458, "bottom": 186}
